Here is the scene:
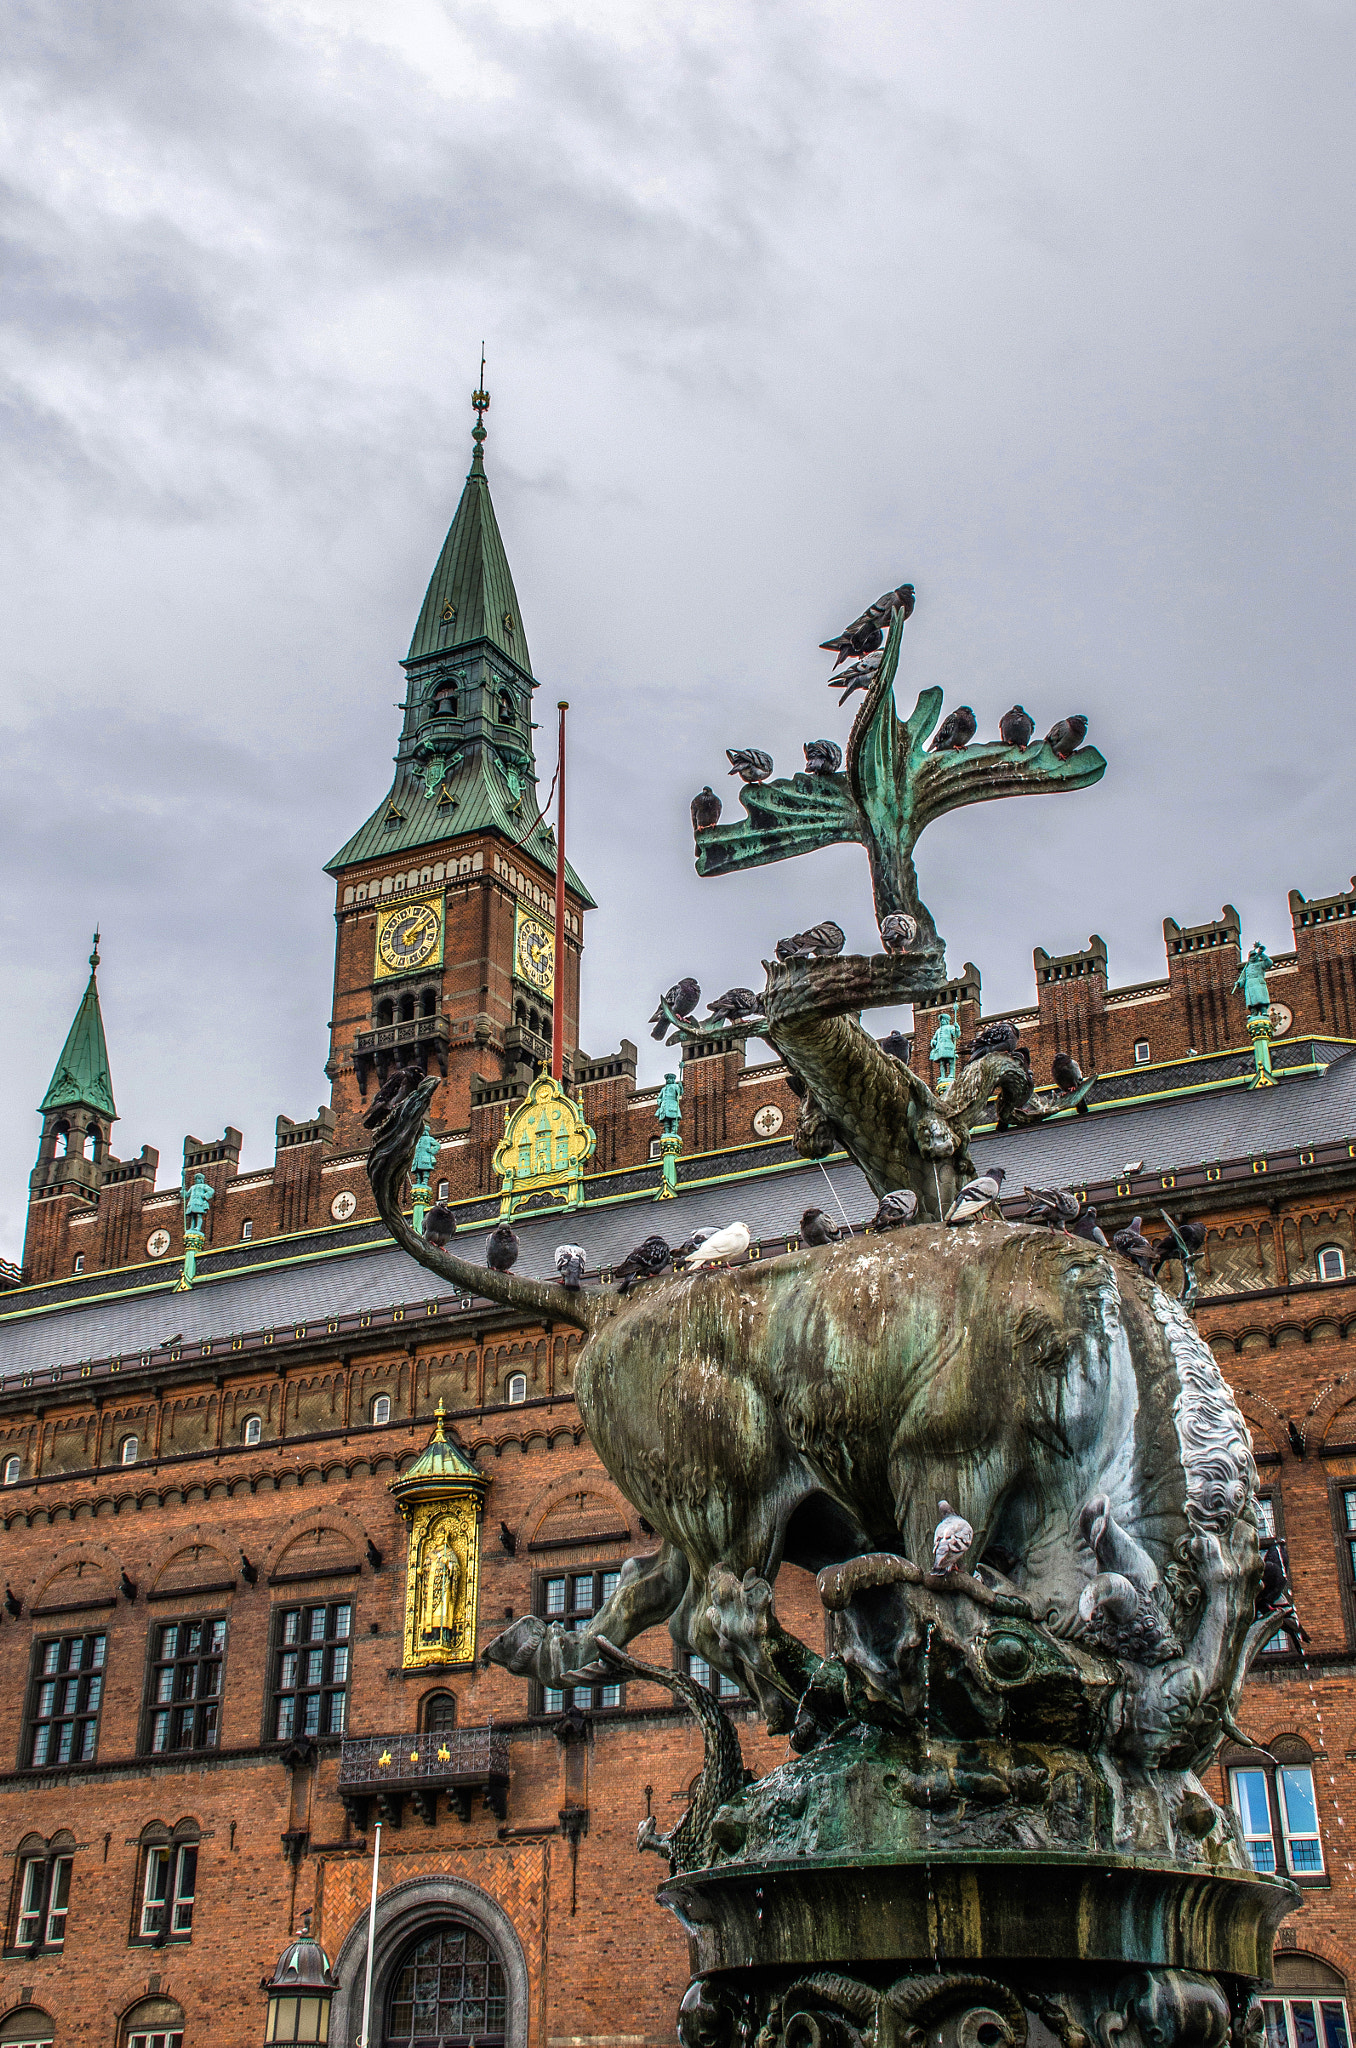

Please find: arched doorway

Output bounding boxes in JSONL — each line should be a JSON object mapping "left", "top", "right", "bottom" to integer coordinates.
{"left": 385, "top": 1922, "right": 506, "bottom": 2046}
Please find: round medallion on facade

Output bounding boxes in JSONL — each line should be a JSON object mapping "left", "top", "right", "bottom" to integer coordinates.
{"left": 331, "top": 1191, "right": 358, "bottom": 1222}
{"left": 752, "top": 1104, "right": 784, "bottom": 1137}
{"left": 1269, "top": 1000, "right": 1294, "bottom": 1036}
{"left": 146, "top": 1229, "right": 171, "bottom": 1258}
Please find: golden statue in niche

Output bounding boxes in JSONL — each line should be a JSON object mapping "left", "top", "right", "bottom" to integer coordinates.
{"left": 388, "top": 1401, "right": 488, "bottom": 1670}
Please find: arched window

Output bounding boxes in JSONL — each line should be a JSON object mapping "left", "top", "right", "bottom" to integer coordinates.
{"left": 3, "top": 1455, "right": 20, "bottom": 1485}
{"left": 135, "top": 1821, "right": 199, "bottom": 1943}
{"left": 121, "top": 1435, "right": 139, "bottom": 1466}
{"left": 421, "top": 989, "right": 437, "bottom": 1018}
{"left": 399, "top": 994, "right": 416, "bottom": 1024}
{"left": 377, "top": 999, "right": 394, "bottom": 1027}
{"left": 120, "top": 1992, "right": 186, "bottom": 2048}
{"left": 1318, "top": 1245, "right": 1346, "bottom": 1282}
{"left": 243, "top": 1416, "right": 262, "bottom": 1447}
{"left": 386, "top": 1923, "right": 506, "bottom": 2048}
{"left": 497, "top": 689, "right": 515, "bottom": 726}
{"left": 0, "top": 2004, "right": 55, "bottom": 2047}
{"left": 1264, "top": 1954, "right": 1351, "bottom": 2048}
{"left": 371, "top": 1394, "right": 392, "bottom": 1427}
{"left": 82, "top": 1129, "right": 97, "bottom": 1160}
{"left": 1229, "top": 1742, "right": 1325, "bottom": 1876}
{"left": 53, "top": 1123, "right": 69, "bottom": 1158}
{"left": 420, "top": 1690, "right": 457, "bottom": 1733}
{"left": 515, "top": 1001, "right": 526, "bottom": 1025}
{"left": 506, "top": 1374, "right": 527, "bottom": 1406}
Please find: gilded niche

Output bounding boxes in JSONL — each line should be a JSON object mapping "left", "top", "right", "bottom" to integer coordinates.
{"left": 388, "top": 1401, "right": 488, "bottom": 1671}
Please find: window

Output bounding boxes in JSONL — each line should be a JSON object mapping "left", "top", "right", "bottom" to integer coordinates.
{"left": 271, "top": 1602, "right": 352, "bottom": 1739}
{"left": 145, "top": 1616, "right": 225, "bottom": 1753}
{"left": 506, "top": 1374, "right": 528, "bottom": 1406}
{"left": 13, "top": 1853, "right": 71, "bottom": 1950}
{"left": 371, "top": 1395, "right": 391, "bottom": 1427}
{"left": 139, "top": 1840, "right": 197, "bottom": 1940}
{"left": 1231, "top": 1758, "right": 1326, "bottom": 1878}
{"left": 537, "top": 1570, "right": 624, "bottom": 1713}
{"left": 122, "top": 1994, "right": 185, "bottom": 2048}
{"left": 0, "top": 2003, "right": 55, "bottom": 2046}
{"left": 244, "top": 1415, "right": 262, "bottom": 1447}
{"left": 1318, "top": 1245, "right": 1346, "bottom": 1282}
{"left": 241, "top": 1219, "right": 253, "bottom": 1241}
{"left": 1134, "top": 1040, "right": 1150, "bottom": 1063}
{"left": 1258, "top": 1494, "right": 1277, "bottom": 1538}
{"left": 1263, "top": 1959, "right": 1352, "bottom": 2048}
{"left": 1342, "top": 1489, "right": 1356, "bottom": 1585}
{"left": 73, "top": 1255, "right": 84, "bottom": 1275}
{"left": 387, "top": 1922, "right": 506, "bottom": 2048}
{"left": 128, "top": 2033, "right": 183, "bottom": 2048}
{"left": 3, "top": 1456, "right": 19, "bottom": 1485}
{"left": 437, "top": 1180, "right": 449, "bottom": 1201}
{"left": 25, "top": 1632, "right": 106, "bottom": 1766}
{"left": 121, "top": 1435, "right": 139, "bottom": 1466}
{"left": 683, "top": 1651, "right": 741, "bottom": 1702}
{"left": 649, "top": 1138, "right": 666, "bottom": 1161}
{"left": 421, "top": 1690, "right": 457, "bottom": 1733}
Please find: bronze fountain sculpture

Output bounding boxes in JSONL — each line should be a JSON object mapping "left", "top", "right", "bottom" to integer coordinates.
{"left": 368, "top": 597, "right": 1293, "bottom": 2048}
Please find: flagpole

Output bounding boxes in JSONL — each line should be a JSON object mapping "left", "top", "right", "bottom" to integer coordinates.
{"left": 357, "top": 1819, "right": 382, "bottom": 2047}
{"left": 552, "top": 702, "right": 568, "bottom": 1082}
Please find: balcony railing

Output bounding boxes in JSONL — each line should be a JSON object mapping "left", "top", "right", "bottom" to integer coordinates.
{"left": 338, "top": 1727, "right": 510, "bottom": 1827}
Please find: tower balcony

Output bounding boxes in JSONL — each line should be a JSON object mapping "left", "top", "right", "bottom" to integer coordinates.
{"left": 353, "top": 1016, "right": 451, "bottom": 1094}
{"left": 337, "top": 1726, "right": 510, "bottom": 1828}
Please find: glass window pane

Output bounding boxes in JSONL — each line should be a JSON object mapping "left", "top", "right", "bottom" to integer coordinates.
{"left": 690, "top": 1656, "right": 712, "bottom": 1688}
{"left": 42, "top": 1641, "right": 59, "bottom": 1675}
{"left": 328, "top": 1691, "right": 347, "bottom": 1734}
{"left": 1345, "top": 1490, "right": 1356, "bottom": 1532}
{"left": 1321, "top": 2006, "right": 1350, "bottom": 2048}
{"left": 307, "top": 1608, "right": 327, "bottom": 1641}
{"left": 600, "top": 1571, "right": 620, "bottom": 1603}
{"left": 1281, "top": 1768, "right": 1319, "bottom": 1832}
{"left": 600, "top": 1682, "right": 621, "bottom": 1708}
{"left": 543, "top": 1686, "right": 563, "bottom": 1713}
{"left": 572, "top": 1575, "right": 594, "bottom": 1612}
{"left": 90, "top": 1635, "right": 106, "bottom": 1667}
{"left": 1256, "top": 1497, "right": 1277, "bottom": 1538}
{"left": 545, "top": 1578, "right": 566, "bottom": 1615}
{"left": 282, "top": 1610, "right": 300, "bottom": 1644}
{"left": 333, "top": 1605, "right": 352, "bottom": 1639}
{"left": 1293, "top": 2006, "right": 1320, "bottom": 2048}
{"left": 1263, "top": 2003, "right": 1289, "bottom": 2048}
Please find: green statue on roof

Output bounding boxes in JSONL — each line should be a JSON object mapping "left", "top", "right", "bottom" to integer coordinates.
{"left": 182, "top": 1172, "right": 213, "bottom": 1234}
{"left": 1234, "top": 940, "right": 1274, "bottom": 1016}
{"left": 656, "top": 1073, "right": 683, "bottom": 1135}
{"left": 929, "top": 1002, "right": 961, "bottom": 1090}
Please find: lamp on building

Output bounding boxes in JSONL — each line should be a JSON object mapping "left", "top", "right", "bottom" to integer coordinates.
{"left": 262, "top": 1910, "right": 336, "bottom": 2044}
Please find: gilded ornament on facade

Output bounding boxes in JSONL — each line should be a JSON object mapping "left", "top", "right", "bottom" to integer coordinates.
{"left": 492, "top": 1073, "right": 596, "bottom": 1218}
{"left": 388, "top": 1401, "right": 488, "bottom": 1671}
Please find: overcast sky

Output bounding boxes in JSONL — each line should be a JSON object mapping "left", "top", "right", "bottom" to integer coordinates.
{"left": 2, "top": 0, "right": 1354, "bottom": 1257}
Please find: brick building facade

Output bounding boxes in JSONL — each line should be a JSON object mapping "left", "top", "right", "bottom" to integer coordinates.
{"left": 4, "top": 420, "right": 1356, "bottom": 2048}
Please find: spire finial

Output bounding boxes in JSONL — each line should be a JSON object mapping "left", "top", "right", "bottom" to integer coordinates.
{"left": 471, "top": 346, "right": 489, "bottom": 457}
{"left": 90, "top": 929, "right": 100, "bottom": 973}
{"left": 433, "top": 1396, "right": 447, "bottom": 1443}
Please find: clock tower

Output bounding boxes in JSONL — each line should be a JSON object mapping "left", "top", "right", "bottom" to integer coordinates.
{"left": 324, "top": 386, "right": 594, "bottom": 1148}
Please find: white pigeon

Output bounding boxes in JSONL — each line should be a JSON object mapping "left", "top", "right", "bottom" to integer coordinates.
{"left": 945, "top": 1167, "right": 1006, "bottom": 1225}
{"left": 932, "top": 1500, "right": 973, "bottom": 1574}
{"left": 684, "top": 1221, "right": 751, "bottom": 1269}
{"left": 554, "top": 1244, "right": 587, "bottom": 1290}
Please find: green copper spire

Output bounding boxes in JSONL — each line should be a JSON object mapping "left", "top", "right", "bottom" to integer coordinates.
{"left": 40, "top": 933, "right": 117, "bottom": 1119}
{"left": 406, "top": 361, "right": 532, "bottom": 673}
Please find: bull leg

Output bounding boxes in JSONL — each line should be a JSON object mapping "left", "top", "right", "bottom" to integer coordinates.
{"left": 682, "top": 1563, "right": 825, "bottom": 1736}
{"left": 482, "top": 1542, "right": 691, "bottom": 1687}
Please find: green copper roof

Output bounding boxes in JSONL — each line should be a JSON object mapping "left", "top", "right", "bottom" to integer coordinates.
{"left": 408, "top": 448, "right": 532, "bottom": 673}
{"left": 388, "top": 1401, "right": 486, "bottom": 1497}
{"left": 40, "top": 939, "right": 116, "bottom": 1119}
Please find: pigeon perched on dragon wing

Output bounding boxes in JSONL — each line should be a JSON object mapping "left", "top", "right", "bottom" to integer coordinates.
{"left": 1044, "top": 715, "right": 1089, "bottom": 759}
{"left": 486, "top": 1223, "right": 520, "bottom": 1272}
{"left": 690, "top": 786, "right": 722, "bottom": 832}
{"left": 775, "top": 920, "right": 847, "bottom": 961}
{"left": 931, "top": 1501, "right": 974, "bottom": 1574}
{"left": 877, "top": 1029, "right": 913, "bottom": 1063}
{"left": 1112, "top": 1216, "right": 1155, "bottom": 1274}
{"left": 966, "top": 1020, "right": 1020, "bottom": 1062}
{"left": 828, "top": 651, "right": 883, "bottom": 704}
{"left": 945, "top": 1168, "right": 1007, "bottom": 1225}
{"left": 554, "top": 1244, "right": 587, "bottom": 1290}
{"left": 361, "top": 1060, "right": 423, "bottom": 1131}
{"left": 1150, "top": 1217, "right": 1206, "bottom": 1274}
{"left": 803, "top": 739, "right": 842, "bottom": 776}
{"left": 871, "top": 1189, "right": 919, "bottom": 1230}
{"left": 927, "top": 706, "right": 977, "bottom": 753}
{"left": 878, "top": 913, "right": 919, "bottom": 955}
{"left": 726, "top": 748, "right": 774, "bottom": 785}
{"left": 820, "top": 583, "right": 915, "bottom": 665}
{"left": 799, "top": 1207, "right": 842, "bottom": 1247}
{"left": 684, "top": 1221, "right": 751, "bottom": 1269}
{"left": 998, "top": 704, "right": 1035, "bottom": 748}
{"left": 706, "top": 988, "right": 763, "bottom": 1022}
{"left": 1050, "top": 1051, "right": 1092, "bottom": 1115}
{"left": 648, "top": 977, "right": 701, "bottom": 1041}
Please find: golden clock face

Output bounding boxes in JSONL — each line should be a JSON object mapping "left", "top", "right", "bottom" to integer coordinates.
{"left": 515, "top": 909, "right": 555, "bottom": 998}
{"left": 375, "top": 895, "right": 444, "bottom": 979}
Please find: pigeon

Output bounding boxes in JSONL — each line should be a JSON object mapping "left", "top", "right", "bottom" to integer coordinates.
{"left": 927, "top": 706, "right": 977, "bottom": 753}
{"left": 820, "top": 583, "right": 915, "bottom": 665}
{"left": 1051, "top": 1051, "right": 1090, "bottom": 1114}
{"left": 871, "top": 1189, "right": 919, "bottom": 1230}
{"left": 684, "top": 1221, "right": 751, "bottom": 1268}
{"left": 1072, "top": 1206, "right": 1108, "bottom": 1247}
{"left": 829, "top": 651, "right": 883, "bottom": 703}
{"left": 1151, "top": 1218, "right": 1206, "bottom": 1274}
{"left": 878, "top": 1029, "right": 913, "bottom": 1063}
{"left": 706, "top": 988, "right": 764, "bottom": 1022}
{"left": 799, "top": 1207, "right": 842, "bottom": 1247}
{"left": 1112, "top": 1216, "right": 1155, "bottom": 1274}
{"left": 1044, "top": 716, "right": 1089, "bottom": 759}
{"left": 932, "top": 1500, "right": 974, "bottom": 1574}
{"left": 613, "top": 1234, "right": 672, "bottom": 1292}
{"left": 649, "top": 977, "right": 701, "bottom": 1041}
{"left": 775, "top": 921, "right": 846, "bottom": 961}
{"left": 1286, "top": 1419, "right": 1306, "bottom": 1459}
{"left": 1023, "top": 1185, "right": 1081, "bottom": 1228}
{"left": 486, "top": 1223, "right": 520, "bottom": 1272}
{"left": 879, "top": 913, "right": 919, "bottom": 955}
{"left": 554, "top": 1244, "right": 587, "bottom": 1290}
{"left": 423, "top": 1202, "right": 458, "bottom": 1247}
{"left": 671, "top": 1227, "right": 715, "bottom": 1261}
{"left": 803, "top": 739, "right": 843, "bottom": 776}
{"left": 945, "top": 1168, "right": 1006, "bottom": 1224}
{"left": 361, "top": 1060, "right": 424, "bottom": 1131}
{"left": 691, "top": 786, "right": 722, "bottom": 832}
{"left": 726, "top": 749, "right": 774, "bottom": 785}
{"left": 998, "top": 705, "right": 1035, "bottom": 748}
{"left": 966, "top": 1020, "right": 1020, "bottom": 1060}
